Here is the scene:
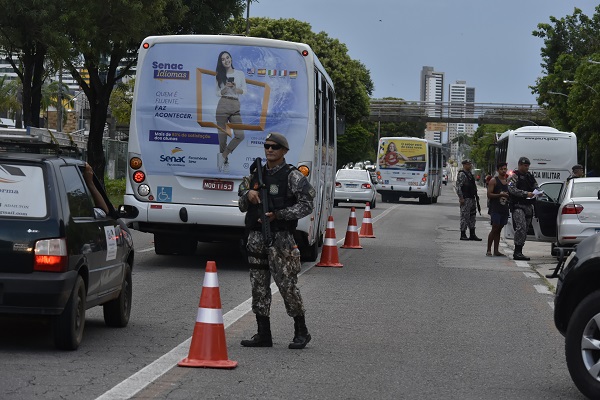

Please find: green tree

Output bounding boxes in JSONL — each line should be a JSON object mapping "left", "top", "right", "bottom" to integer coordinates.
{"left": 0, "top": 76, "right": 21, "bottom": 118}
{"left": 469, "top": 124, "right": 517, "bottom": 174}
{"left": 109, "top": 78, "right": 135, "bottom": 126}
{"left": 532, "top": 6, "right": 600, "bottom": 172}
{"left": 337, "top": 125, "right": 372, "bottom": 169}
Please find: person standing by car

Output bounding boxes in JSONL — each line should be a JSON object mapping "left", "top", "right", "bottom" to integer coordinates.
{"left": 486, "top": 162, "right": 510, "bottom": 256}
{"left": 238, "top": 132, "right": 316, "bottom": 349}
{"left": 507, "top": 156, "right": 539, "bottom": 261}
{"left": 455, "top": 159, "right": 482, "bottom": 241}
{"left": 567, "top": 164, "right": 585, "bottom": 181}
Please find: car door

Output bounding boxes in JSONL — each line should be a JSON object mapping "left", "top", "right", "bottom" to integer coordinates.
{"left": 532, "top": 181, "right": 564, "bottom": 241}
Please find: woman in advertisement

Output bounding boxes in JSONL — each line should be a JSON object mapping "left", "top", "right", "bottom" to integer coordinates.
{"left": 215, "top": 51, "right": 248, "bottom": 173}
{"left": 379, "top": 141, "right": 408, "bottom": 168}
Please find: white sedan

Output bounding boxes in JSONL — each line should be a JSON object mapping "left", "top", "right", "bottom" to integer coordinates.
{"left": 334, "top": 169, "right": 377, "bottom": 208}
{"left": 534, "top": 177, "right": 600, "bottom": 248}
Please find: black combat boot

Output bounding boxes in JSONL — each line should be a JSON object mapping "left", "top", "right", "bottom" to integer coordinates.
{"left": 469, "top": 228, "right": 482, "bottom": 241}
{"left": 289, "top": 315, "right": 311, "bottom": 349}
{"left": 241, "top": 315, "right": 273, "bottom": 347}
{"left": 513, "top": 245, "right": 530, "bottom": 261}
{"left": 460, "top": 231, "right": 469, "bottom": 241}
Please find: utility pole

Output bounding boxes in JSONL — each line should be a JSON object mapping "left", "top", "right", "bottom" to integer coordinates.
{"left": 245, "top": 0, "right": 250, "bottom": 36}
{"left": 57, "top": 66, "right": 63, "bottom": 132}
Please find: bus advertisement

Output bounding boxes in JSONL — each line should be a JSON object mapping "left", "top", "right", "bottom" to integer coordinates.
{"left": 124, "top": 35, "right": 336, "bottom": 260}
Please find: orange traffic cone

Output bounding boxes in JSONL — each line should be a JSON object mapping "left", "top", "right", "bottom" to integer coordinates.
{"left": 359, "top": 202, "right": 376, "bottom": 238}
{"left": 341, "top": 207, "right": 362, "bottom": 249}
{"left": 178, "top": 261, "right": 237, "bottom": 369}
{"left": 316, "top": 216, "right": 343, "bottom": 267}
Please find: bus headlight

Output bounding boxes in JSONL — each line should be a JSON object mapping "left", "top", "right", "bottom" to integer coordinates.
{"left": 138, "top": 184, "right": 150, "bottom": 197}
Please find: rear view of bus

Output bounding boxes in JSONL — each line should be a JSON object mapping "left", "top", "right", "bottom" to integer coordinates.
{"left": 375, "top": 137, "right": 443, "bottom": 204}
{"left": 124, "top": 35, "right": 336, "bottom": 259}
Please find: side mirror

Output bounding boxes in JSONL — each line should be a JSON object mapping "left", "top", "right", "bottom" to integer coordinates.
{"left": 117, "top": 204, "right": 139, "bottom": 219}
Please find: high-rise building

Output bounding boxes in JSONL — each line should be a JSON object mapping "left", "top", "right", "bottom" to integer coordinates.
{"left": 420, "top": 66, "right": 446, "bottom": 144}
{"left": 448, "top": 80, "right": 475, "bottom": 161}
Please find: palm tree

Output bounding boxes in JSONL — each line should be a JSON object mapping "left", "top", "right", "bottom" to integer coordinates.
{"left": 41, "top": 81, "right": 74, "bottom": 129}
{"left": 0, "top": 76, "right": 21, "bottom": 121}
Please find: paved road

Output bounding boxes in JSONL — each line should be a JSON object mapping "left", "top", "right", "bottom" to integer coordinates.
{"left": 0, "top": 185, "right": 583, "bottom": 399}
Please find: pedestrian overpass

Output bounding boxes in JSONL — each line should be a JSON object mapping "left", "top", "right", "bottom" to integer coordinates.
{"left": 369, "top": 99, "right": 549, "bottom": 126}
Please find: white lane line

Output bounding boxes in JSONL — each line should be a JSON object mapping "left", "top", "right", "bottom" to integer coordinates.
{"left": 98, "top": 205, "right": 399, "bottom": 399}
{"left": 336, "top": 204, "right": 401, "bottom": 244}
{"left": 534, "top": 284, "right": 553, "bottom": 295}
{"left": 137, "top": 247, "right": 155, "bottom": 253}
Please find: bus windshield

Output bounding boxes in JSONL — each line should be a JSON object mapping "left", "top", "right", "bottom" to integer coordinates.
{"left": 377, "top": 138, "right": 427, "bottom": 171}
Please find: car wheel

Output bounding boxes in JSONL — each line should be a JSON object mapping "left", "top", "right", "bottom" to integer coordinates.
{"left": 53, "top": 276, "right": 86, "bottom": 350}
{"left": 103, "top": 264, "right": 132, "bottom": 327}
{"left": 565, "top": 290, "right": 600, "bottom": 399}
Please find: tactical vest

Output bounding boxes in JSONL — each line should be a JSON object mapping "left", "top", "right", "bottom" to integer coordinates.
{"left": 510, "top": 169, "right": 537, "bottom": 206}
{"left": 458, "top": 170, "right": 477, "bottom": 198}
{"left": 246, "top": 164, "right": 298, "bottom": 232}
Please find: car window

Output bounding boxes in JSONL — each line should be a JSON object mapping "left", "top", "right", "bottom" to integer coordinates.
{"left": 0, "top": 163, "right": 47, "bottom": 218}
{"left": 337, "top": 170, "right": 368, "bottom": 180}
{"left": 572, "top": 181, "right": 600, "bottom": 198}
{"left": 539, "top": 182, "right": 563, "bottom": 203}
{"left": 61, "top": 165, "right": 95, "bottom": 218}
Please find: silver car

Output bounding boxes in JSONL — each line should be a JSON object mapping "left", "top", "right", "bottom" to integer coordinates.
{"left": 532, "top": 177, "right": 600, "bottom": 250}
{"left": 334, "top": 169, "right": 377, "bottom": 208}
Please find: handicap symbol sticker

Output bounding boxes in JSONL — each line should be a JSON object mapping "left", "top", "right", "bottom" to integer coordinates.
{"left": 157, "top": 186, "right": 173, "bottom": 202}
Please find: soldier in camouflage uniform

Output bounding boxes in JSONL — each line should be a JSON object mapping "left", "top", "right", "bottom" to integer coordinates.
{"left": 455, "top": 159, "right": 482, "bottom": 241}
{"left": 507, "top": 156, "right": 539, "bottom": 261}
{"left": 238, "top": 132, "right": 316, "bottom": 349}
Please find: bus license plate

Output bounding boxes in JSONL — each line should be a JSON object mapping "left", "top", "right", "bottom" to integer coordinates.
{"left": 396, "top": 177, "right": 405, "bottom": 182}
{"left": 203, "top": 179, "right": 234, "bottom": 191}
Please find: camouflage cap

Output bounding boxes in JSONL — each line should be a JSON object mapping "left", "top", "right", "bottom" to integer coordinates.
{"left": 461, "top": 159, "right": 472, "bottom": 164}
{"left": 572, "top": 164, "right": 584, "bottom": 171}
{"left": 265, "top": 132, "right": 289, "bottom": 150}
{"left": 518, "top": 157, "right": 531, "bottom": 165}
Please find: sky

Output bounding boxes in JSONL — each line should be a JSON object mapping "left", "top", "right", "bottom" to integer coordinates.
{"left": 249, "top": 0, "right": 598, "bottom": 105}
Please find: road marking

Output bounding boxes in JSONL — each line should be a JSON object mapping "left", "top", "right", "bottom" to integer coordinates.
{"left": 534, "top": 284, "right": 553, "bottom": 295}
{"left": 137, "top": 247, "right": 155, "bottom": 253}
{"left": 548, "top": 301, "right": 555, "bottom": 310}
{"left": 514, "top": 260, "right": 530, "bottom": 268}
{"left": 523, "top": 272, "right": 539, "bottom": 279}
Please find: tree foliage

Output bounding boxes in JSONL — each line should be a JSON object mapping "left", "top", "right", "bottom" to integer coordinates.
{"left": 468, "top": 124, "right": 517, "bottom": 174}
{"left": 532, "top": 5, "right": 600, "bottom": 174}
{"left": 337, "top": 125, "right": 373, "bottom": 169}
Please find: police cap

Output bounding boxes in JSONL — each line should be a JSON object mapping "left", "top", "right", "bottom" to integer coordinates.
{"left": 265, "top": 132, "right": 289, "bottom": 150}
{"left": 461, "top": 159, "right": 472, "bottom": 164}
{"left": 518, "top": 157, "right": 531, "bottom": 165}
{"left": 572, "top": 164, "right": 584, "bottom": 171}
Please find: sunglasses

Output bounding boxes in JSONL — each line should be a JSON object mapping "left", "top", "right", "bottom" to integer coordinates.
{"left": 263, "top": 143, "right": 283, "bottom": 150}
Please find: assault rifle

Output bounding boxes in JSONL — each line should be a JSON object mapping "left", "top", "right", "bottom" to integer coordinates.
{"left": 251, "top": 157, "right": 274, "bottom": 247}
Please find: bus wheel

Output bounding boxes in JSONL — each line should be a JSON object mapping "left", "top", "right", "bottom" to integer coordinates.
{"left": 419, "top": 195, "right": 431, "bottom": 204}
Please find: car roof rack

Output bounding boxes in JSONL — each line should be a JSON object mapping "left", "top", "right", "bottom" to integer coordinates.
{"left": 0, "top": 138, "right": 84, "bottom": 159}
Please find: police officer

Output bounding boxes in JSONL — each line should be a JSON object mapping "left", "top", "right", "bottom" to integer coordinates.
{"left": 238, "top": 132, "right": 316, "bottom": 349}
{"left": 567, "top": 164, "right": 584, "bottom": 181}
{"left": 455, "top": 159, "right": 482, "bottom": 241}
{"left": 507, "top": 156, "right": 539, "bottom": 261}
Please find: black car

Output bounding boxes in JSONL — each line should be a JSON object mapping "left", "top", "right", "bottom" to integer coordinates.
{"left": 0, "top": 150, "right": 137, "bottom": 350}
{"left": 554, "top": 233, "right": 600, "bottom": 398}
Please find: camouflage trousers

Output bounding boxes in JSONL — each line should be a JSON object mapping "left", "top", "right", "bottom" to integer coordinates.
{"left": 459, "top": 198, "right": 477, "bottom": 231}
{"left": 246, "top": 230, "right": 305, "bottom": 318}
{"left": 512, "top": 205, "right": 533, "bottom": 246}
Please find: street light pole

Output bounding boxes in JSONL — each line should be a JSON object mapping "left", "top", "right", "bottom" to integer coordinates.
{"left": 548, "top": 91, "right": 568, "bottom": 97}
{"left": 564, "top": 79, "right": 598, "bottom": 95}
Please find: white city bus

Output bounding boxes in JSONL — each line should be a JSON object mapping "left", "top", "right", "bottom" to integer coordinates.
{"left": 375, "top": 137, "right": 443, "bottom": 204}
{"left": 495, "top": 126, "right": 577, "bottom": 184}
{"left": 124, "top": 35, "right": 336, "bottom": 260}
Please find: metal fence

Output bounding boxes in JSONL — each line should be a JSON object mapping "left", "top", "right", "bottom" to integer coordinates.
{"left": 103, "top": 138, "right": 128, "bottom": 179}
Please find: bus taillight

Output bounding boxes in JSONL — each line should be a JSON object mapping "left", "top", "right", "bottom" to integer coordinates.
{"left": 130, "top": 157, "right": 143, "bottom": 170}
{"left": 133, "top": 171, "right": 145, "bottom": 183}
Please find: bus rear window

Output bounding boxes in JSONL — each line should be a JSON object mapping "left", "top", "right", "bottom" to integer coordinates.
{"left": 0, "top": 164, "right": 47, "bottom": 218}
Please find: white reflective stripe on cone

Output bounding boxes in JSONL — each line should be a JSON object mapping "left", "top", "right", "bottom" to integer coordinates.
{"left": 347, "top": 226, "right": 359, "bottom": 232}
{"left": 324, "top": 238, "right": 337, "bottom": 246}
{"left": 202, "top": 272, "right": 219, "bottom": 288}
{"left": 196, "top": 307, "right": 224, "bottom": 324}
{"left": 362, "top": 218, "right": 372, "bottom": 223}
{"left": 327, "top": 220, "right": 335, "bottom": 228}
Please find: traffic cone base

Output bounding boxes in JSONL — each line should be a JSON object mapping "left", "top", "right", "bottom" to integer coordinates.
{"left": 178, "top": 261, "right": 237, "bottom": 369}
{"left": 316, "top": 216, "right": 343, "bottom": 267}
{"left": 341, "top": 207, "right": 362, "bottom": 249}
{"left": 359, "top": 202, "right": 376, "bottom": 238}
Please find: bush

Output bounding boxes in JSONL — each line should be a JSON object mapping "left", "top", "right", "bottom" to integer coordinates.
{"left": 104, "top": 177, "right": 126, "bottom": 207}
